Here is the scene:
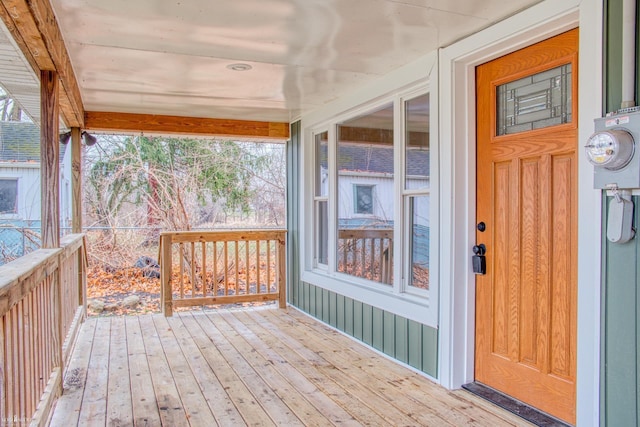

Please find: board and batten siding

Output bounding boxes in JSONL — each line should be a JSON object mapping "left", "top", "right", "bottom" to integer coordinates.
{"left": 600, "top": 0, "right": 640, "bottom": 425}
{"left": 286, "top": 120, "right": 438, "bottom": 378}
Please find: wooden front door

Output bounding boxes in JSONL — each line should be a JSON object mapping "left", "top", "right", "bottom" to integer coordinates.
{"left": 475, "top": 28, "right": 578, "bottom": 424}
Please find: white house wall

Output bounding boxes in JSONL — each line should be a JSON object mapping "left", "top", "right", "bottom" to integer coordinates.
{"left": 0, "top": 163, "right": 40, "bottom": 222}
{"left": 0, "top": 153, "right": 73, "bottom": 226}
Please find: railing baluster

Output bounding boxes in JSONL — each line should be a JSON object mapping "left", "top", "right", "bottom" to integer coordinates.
{"left": 224, "top": 241, "right": 229, "bottom": 296}
{"left": 202, "top": 242, "right": 207, "bottom": 298}
{"left": 179, "top": 243, "right": 185, "bottom": 299}
{"left": 26, "top": 292, "right": 34, "bottom": 418}
{"left": 191, "top": 242, "right": 196, "bottom": 297}
{"left": 255, "top": 240, "right": 261, "bottom": 294}
{"left": 266, "top": 240, "right": 271, "bottom": 294}
{"left": 234, "top": 241, "right": 239, "bottom": 296}
{"left": 6, "top": 309, "right": 14, "bottom": 422}
{"left": 0, "top": 316, "right": 5, "bottom": 425}
{"left": 213, "top": 242, "right": 218, "bottom": 297}
{"left": 244, "top": 240, "right": 250, "bottom": 295}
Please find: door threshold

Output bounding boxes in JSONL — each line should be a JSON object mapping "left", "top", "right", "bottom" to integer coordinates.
{"left": 461, "top": 382, "right": 572, "bottom": 427}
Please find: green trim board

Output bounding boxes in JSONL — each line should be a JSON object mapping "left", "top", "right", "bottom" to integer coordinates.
{"left": 601, "top": 1, "right": 640, "bottom": 425}
{"left": 286, "top": 120, "right": 302, "bottom": 306}
{"left": 291, "top": 280, "right": 438, "bottom": 378}
{"left": 600, "top": 195, "right": 640, "bottom": 427}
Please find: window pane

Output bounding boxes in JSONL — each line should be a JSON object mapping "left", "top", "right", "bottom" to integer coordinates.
{"left": 405, "top": 94, "right": 430, "bottom": 190}
{"left": 315, "top": 132, "right": 328, "bottom": 197}
{"left": 407, "top": 195, "right": 429, "bottom": 290}
{"left": 316, "top": 200, "right": 328, "bottom": 265}
{"left": 337, "top": 103, "right": 394, "bottom": 285}
{"left": 496, "top": 64, "right": 572, "bottom": 136}
{"left": 0, "top": 179, "right": 17, "bottom": 214}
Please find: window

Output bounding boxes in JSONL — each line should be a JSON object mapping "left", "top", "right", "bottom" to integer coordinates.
{"left": 0, "top": 179, "right": 18, "bottom": 214}
{"left": 337, "top": 103, "right": 394, "bottom": 285}
{"left": 354, "top": 185, "right": 374, "bottom": 214}
{"left": 314, "top": 131, "right": 328, "bottom": 266}
{"left": 307, "top": 86, "right": 433, "bottom": 303}
{"left": 403, "top": 94, "right": 430, "bottom": 292}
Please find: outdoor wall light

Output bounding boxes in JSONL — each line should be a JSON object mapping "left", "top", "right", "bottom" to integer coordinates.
{"left": 59, "top": 131, "right": 71, "bottom": 145}
{"left": 585, "top": 129, "right": 635, "bottom": 170}
{"left": 82, "top": 131, "right": 97, "bottom": 146}
{"left": 59, "top": 130, "right": 97, "bottom": 146}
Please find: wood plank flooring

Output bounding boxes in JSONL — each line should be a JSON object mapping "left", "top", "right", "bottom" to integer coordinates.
{"left": 49, "top": 307, "right": 533, "bottom": 426}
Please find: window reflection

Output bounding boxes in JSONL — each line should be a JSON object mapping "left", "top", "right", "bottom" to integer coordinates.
{"left": 405, "top": 94, "right": 430, "bottom": 190}
{"left": 407, "top": 196, "right": 429, "bottom": 290}
{"left": 314, "top": 132, "right": 328, "bottom": 265}
{"left": 337, "top": 103, "right": 394, "bottom": 285}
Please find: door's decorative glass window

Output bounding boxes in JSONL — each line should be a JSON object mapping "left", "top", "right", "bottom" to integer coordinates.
{"left": 496, "top": 64, "right": 572, "bottom": 136}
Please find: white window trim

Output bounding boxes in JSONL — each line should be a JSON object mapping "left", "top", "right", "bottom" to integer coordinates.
{"left": 301, "top": 53, "right": 439, "bottom": 327}
{"left": 437, "top": 1, "right": 601, "bottom": 426}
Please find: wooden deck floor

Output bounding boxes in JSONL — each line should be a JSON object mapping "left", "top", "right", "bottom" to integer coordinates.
{"left": 48, "top": 307, "right": 532, "bottom": 426}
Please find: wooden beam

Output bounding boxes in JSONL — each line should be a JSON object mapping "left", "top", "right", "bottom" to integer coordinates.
{"left": 0, "top": 0, "right": 84, "bottom": 127}
{"left": 70, "top": 127, "right": 82, "bottom": 234}
{"left": 40, "top": 70, "right": 59, "bottom": 248}
{"left": 85, "top": 111, "right": 290, "bottom": 140}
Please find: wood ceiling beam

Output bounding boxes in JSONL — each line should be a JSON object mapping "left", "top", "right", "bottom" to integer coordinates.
{"left": 0, "top": 0, "right": 85, "bottom": 127}
{"left": 84, "top": 111, "right": 290, "bottom": 140}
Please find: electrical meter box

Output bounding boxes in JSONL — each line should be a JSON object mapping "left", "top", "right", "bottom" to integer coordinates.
{"left": 590, "top": 109, "right": 640, "bottom": 189}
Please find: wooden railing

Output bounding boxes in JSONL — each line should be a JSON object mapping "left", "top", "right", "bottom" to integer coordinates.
{"left": 160, "top": 230, "right": 286, "bottom": 316}
{"left": 0, "top": 234, "right": 87, "bottom": 427}
{"left": 338, "top": 228, "right": 393, "bottom": 284}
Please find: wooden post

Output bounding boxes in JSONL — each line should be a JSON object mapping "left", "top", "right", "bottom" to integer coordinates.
{"left": 277, "top": 234, "right": 286, "bottom": 308}
{"left": 71, "top": 128, "right": 86, "bottom": 314}
{"left": 40, "top": 70, "right": 60, "bottom": 249}
{"left": 161, "top": 234, "right": 173, "bottom": 316}
{"left": 71, "top": 127, "right": 82, "bottom": 234}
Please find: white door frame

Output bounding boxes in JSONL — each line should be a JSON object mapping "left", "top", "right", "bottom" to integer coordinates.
{"left": 437, "top": 0, "right": 603, "bottom": 425}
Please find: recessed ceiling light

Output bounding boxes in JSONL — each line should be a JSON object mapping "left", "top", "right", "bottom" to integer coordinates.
{"left": 226, "top": 63, "right": 252, "bottom": 71}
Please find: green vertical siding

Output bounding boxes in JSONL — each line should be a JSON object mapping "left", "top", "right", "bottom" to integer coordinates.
{"left": 290, "top": 282, "right": 438, "bottom": 378}
{"left": 395, "top": 317, "right": 408, "bottom": 364}
{"left": 601, "top": 196, "right": 640, "bottom": 426}
{"left": 601, "top": 1, "right": 640, "bottom": 425}
{"left": 408, "top": 320, "right": 424, "bottom": 370}
{"left": 345, "top": 297, "right": 354, "bottom": 336}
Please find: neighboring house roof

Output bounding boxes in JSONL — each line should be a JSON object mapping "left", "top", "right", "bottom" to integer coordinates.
{"left": 322, "top": 143, "right": 430, "bottom": 176}
{"left": 0, "top": 121, "right": 67, "bottom": 163}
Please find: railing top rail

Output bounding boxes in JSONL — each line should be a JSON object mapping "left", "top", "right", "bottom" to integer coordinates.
{"left": 161, "top": 229, "right": 287, "bottom": 243}
{"left": 338, "top": 228, "right": 393, "bottom": 239}
{"left": 0, "top": 248, "right": 60, "bottom": 316}
{"left": 60, "top": 233, "right": 86, "bottom": 257}
{"left": 0, "top": 233, "right": 86, "bottom": 317}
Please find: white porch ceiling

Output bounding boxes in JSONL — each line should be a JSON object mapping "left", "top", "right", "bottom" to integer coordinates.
{"left": 2, "top": 0, "right": 543, "bottom": 125}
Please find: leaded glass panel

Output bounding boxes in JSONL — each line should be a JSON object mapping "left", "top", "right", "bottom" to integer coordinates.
{"left": 496, "top": 64, "right": 572, "bottom": 136}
